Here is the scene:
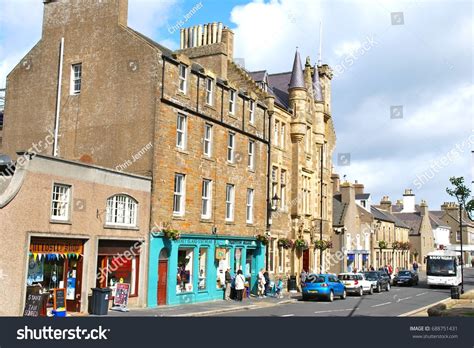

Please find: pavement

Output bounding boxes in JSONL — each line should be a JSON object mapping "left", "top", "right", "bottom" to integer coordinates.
{"left": 104, "top": 268, "right": 474, "bottom": 317}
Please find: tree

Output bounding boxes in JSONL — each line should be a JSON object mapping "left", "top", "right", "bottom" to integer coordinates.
{"left": 446, "top": 176, "right": 474, "bottom": 221}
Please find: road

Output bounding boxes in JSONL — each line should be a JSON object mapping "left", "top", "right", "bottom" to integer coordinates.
{"left": 217, "top": 268, "right": 474, "bottom": 317}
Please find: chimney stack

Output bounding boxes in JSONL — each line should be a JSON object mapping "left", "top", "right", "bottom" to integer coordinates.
{"left": 401, "top": 189, "right": 415, "bottom": 213}
{"left": 331, "top": 173, "right": 340, "bottom": 193}
{"left": 419, "top": 200, "right": 428, "bottom": 216}
{"left": 380, "top": 196, "right": 392, "bottom": 213}
{"left": 353, "top": 180, "right": 364, "bottom": 195}
{"left": 340, "top": 182, "right": 355, "bottom": 204}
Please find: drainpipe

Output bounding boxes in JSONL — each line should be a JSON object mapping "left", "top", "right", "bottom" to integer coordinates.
{"left": 53, "top": 37, "right": 64, "bottom": 157}
{"left": 319, "top": 143, "right": 324, "bottom": 273}
{"left": 265, "top": 109, "right": 273, "bottom": 269}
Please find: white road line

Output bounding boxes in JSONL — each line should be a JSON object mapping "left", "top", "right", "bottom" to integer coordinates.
{"left": 281, "top": 314, "right": 294, "bottom": 317}
{"left": 397, "top": 296, "right": 412, "bottom": 302}
{"left": 371, "top": 301, "right": 391, "bottom": 308}
{"left": 416, "top": 292, "right": 427, "bottom": 297}
{"left": 314, "top": 308, "right": 356, "bottom": 314}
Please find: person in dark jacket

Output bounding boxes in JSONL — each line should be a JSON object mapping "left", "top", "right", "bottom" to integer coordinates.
{"left": 224, "top": 268, "right": 232, "bottom": 300}
{"left": 263, "top": 270, "right": 271, "bottom": 296}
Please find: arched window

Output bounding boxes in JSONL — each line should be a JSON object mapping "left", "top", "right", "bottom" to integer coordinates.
{"left": 106, "top": 194, "right": 138, "bottom": 227}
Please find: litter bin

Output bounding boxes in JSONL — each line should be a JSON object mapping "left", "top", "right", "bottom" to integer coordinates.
{"left": 91, "top": 288, "right": 112, "bottom": 315}
{"left": 450, "top": 286, "right": 460, "bottom": 300}
{"left": 288, "top": 276, "right": 297, "bottom": 292}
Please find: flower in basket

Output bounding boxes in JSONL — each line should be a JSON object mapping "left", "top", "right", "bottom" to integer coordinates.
{"left": 378, "top": 240, "right": 388, "bottom": 249}
{"left": 294, "top": 238, "right": 308, "bottom": 250}
{"left": 391, "top": 241, "right": 401, "bottom": 250}
{"left": 162, "top": 229, "right": 181, "bottom": 240}
{"left": 314, "top": 240, "right": 333, "bottom": 250}
{"left": 277, "top": 238, "right": 294, "bottom": 249}
{"left": 256, "top": 234, "right": 270, "bottom": 246}
{"left": 401, "top": 241, "right": 411, "bottom": 250}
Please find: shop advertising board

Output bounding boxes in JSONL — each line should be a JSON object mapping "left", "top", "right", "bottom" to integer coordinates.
{"left": 23, "top": 293, "right": 45, "bottom": 317}
{"left": 53, "top": 288, "right": 66, "bottom": 310}
{"left": 113, "top": 283, "right": 130, "bottom": 307}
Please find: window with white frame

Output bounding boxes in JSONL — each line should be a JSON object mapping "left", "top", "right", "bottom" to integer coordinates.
{"left": 201, "top": 179, "right": 212, "bottom": 219}
{"left": 229, "top": 90, "right": 236, "bottom": 114}
{"left": 106, "top": 195, "right": 138, "bottom": 227}
{"left": 71, "top": 63, "right": 82, "bottom": 95}
{"left": 227, "top": 132, "right": 235, "bottom": 163}
{"left": 249, "top": 100, "right": 255, "bottom": 124}
{"left": 271, "top": 166, "right": 278, "bottom": 209}
{"left": 51, "top": 184, "right": 71, "bottom": 221}
{"left": 176, "top": 113, "right": 187, "bottom": 150}
{"left": 273, "top": 120, "right": 280, "bottom": 146}
{"left": 203, "top": 123, "right": 213, "bottom": 157}
{"left": 248, "top": 140, "right": 255, "bottom": 170}
{"left": 173, "top": 174, "right": 186, "bottom": 216}
{"left": 280, "top": 169, "right": 287, "bottom": 210}
{"left": 205, "top": 78, "right": 213, "bottom": 105}
{"left": 246, "top": 188, "right": 254, "bottom": 224}
{"left": 278, "top": 247, "right": 284, "bottom": 272}
{"left": 225, "top": 184, "right": 235, "bottom": 221}
{"left": 178, "top": 64, "right": 187, "bottom": 93}
{"left": 280, "top": 123, "right": 286, "bottom": 148}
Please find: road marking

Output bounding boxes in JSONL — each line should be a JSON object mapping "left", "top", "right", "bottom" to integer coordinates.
{"left": 281, "top": 314, "right": 294, "bottom": 317}
{"left": 415, "top": 292, "right": 427, "bottom": 297}
{"left": 397, "top": 296, "right": 412, "bottom": 302}
{"left": 371, "top": 302, "right": 391, "bottom": 307}
{"left": 314, "top": 308, "right": 356, "bottom": 314}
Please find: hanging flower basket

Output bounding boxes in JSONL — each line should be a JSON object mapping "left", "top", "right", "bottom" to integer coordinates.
{"left": 400, "top": 241, "right": 411, "bottom": 250}
{"left": 256, "top": 234, "right": 270, "bottom": 246}
{"left": 277, "top": 238, "right": 294, "bottom": 249}
{"left": 314, "top": 240, "right": 333, "bottom": 251}
{"left": 378, "top": 240, "right": 388, "bottom": 249}
{"left": 162, "top": 229, "right": 181, "bottom": 240}
{"left": 391, "top": 241, "right": 401, "bottom": 250}
{"left": 294, "top": 239, "right": 309, "bottom": 250}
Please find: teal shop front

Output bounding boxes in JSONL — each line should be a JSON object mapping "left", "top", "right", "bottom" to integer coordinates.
{"left": 147, "top": 234, "right": 266, "bottom": 307}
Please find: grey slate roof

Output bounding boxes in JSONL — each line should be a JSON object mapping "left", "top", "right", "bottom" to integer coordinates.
{"left": 267, "top": 72, "right": 292, "bottom": 109}
{"left": 333, "top": 198, "right": 348, "bottom": 227}
{"left": 249, "top": 70, "right": 267, "bottom": 82}
{"left": 289, "top": 50, "right": 305, "bottom": 89}
{"left": 312, "top": 65, "right": 323, "bottom": 102}
{"left": 355, "top": 193, "right": 370, "bottom": 200}
{"left": 127, "top": 27, "right": 174, "bottom": 58}
{"left": 393, "top": 212, "right": 422, "bottom": 235}
{"left": 429, "top": 212, "right": 450, "bottom": 229}
{"left": 371, "top": 206, "right": 395, "bottom": 223}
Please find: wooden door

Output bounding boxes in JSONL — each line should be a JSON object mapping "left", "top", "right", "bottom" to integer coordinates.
{"left": 157, "top": 260, "right": 168, "bottom": 305}
{"left": 303, "top": 249, "right": 310, "bottom": 272}
{"left": 66, "top": 256, "right": 83, "bottom": 312}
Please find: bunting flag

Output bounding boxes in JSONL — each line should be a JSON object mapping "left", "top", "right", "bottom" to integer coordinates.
{"left": 33, "top": 253, "right": 38, "bottom": 261}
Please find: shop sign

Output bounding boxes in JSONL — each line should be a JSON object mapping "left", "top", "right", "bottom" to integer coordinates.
{"left": 113, "top": 283, "right": 130, "bottom": 307}
{"left": 30, "top": 239, "right": 84, "bottom": 254}
{"left": 53, "top": 288, "right": 66, "bottom": 310}
{"left": 176, "top": 238, "right": 214, "bottom": 245}
{"left": 215, "top": 248, "right": 227, "bottom": 260}
{"left": 23, "top": 293, "right": 44, "bottom": 317}
{"left": 228, "top": 240, "right": 255, "bottom": 246}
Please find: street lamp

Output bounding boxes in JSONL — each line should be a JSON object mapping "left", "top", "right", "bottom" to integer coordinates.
{"left": 271, "top": 193, "right": 280, "bottom": 211}
{"left": 455, "top": 190, "right": 465, "bottom": 294}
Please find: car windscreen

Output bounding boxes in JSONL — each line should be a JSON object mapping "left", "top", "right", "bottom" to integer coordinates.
{"left": 398, "top": 271, "right": 411, "bottom": 276}
{"left": 364, "top": 273, "right": 378, "bottom": 280}
{"left": 305, "top": 276, "right": 325, "bottom": 283}
{"left": 338, "top": 274, "right": 356, "bottom": 280}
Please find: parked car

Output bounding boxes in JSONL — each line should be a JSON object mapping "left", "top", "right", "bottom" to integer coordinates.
{"left": 302, "top": 274, "right": 346, "bottom": 302}
{"left": 393, "top": 270, "right": 419, "bottom": 286}
{"left": 377, "top": 269, "right": 393, "bottom": 286}
{"left": 363, "top": 271, "right": 391, "bottom": 292}
{"left": 338, "top": 273, "right": 373, "bottom": 296}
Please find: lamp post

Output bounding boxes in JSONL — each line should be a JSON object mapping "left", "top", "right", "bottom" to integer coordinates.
{"left": 455, "top": 191, "right": 465, "bottom": 294}
{"left": 266, "top": 194, "right": 280, "bottom": 269}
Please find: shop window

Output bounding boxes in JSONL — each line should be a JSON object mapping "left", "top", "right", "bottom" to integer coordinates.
{"left": 97, "top": 255, "right": 139, "bottom": 296}
{"left": 106, "top": 195, "right": 138, "bottom": 227}
{"left": 177, "top": 248, "right": 194, "bottom": 293}
{"left": 216, "top": 248, "right": 230, "bottom": 289}
{"left": 51, "top": 183, "right": 71, "bottom": 221}
{"left": 198, "top": 248, "right": 207, "bottom": 291}
{"left": 234, "top": 248, "right": 242, "bottom": 273}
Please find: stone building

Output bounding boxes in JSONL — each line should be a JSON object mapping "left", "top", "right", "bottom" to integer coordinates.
{"left": 249, "top": 52, "right": 336, "bottom": 279}
{"left": 1, "top": 0, "right": 339, "bottom": 306}
{"left": 0, "top": 153, "right": 151, "bottom": 316}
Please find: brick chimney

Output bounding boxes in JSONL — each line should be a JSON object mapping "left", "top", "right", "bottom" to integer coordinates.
{"left": 331, "top": 173, "right": 340, "bottom": 193}
{"left": 419, "top": 200, "right": 428, "bottom": 216}
{"left": 177, "top": 22, "right": 234, "bottom": 78}
{"left": 353, "top": 180, "right": 364, "bottom": 195}
{"left": 401, "top": 189, "right": 415, "bottom": 213}
{"left": 441, "top": 202, "right": 458, "bottom": 213}
{"left": 380, "top": 196, "right": 392, "bottom": 213}
{"left": 340, "top": 182, "right": 355, "bottom": 204}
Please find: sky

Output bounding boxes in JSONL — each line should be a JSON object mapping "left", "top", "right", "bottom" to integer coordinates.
{"left": 0, "top": 0, "right": 472, "bottom": 209}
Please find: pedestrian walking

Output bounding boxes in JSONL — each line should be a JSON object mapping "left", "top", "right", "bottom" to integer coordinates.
{"left": 263, "top": 269, "right": 271, "bottom": 296}
{"left": 412, "top": 261, "right": 419, "bottom": 273}
{"left": 224, "top": 268, "right": 232, "bottom": 300}
{"left": 234, "top": 270, "right": 246, "bottom": 301}
{"left": 300, "top": 269, "right": 307, "bottom": 284}
{"left": 369, "top": 265, "right": 375, "bottom": 271}
{"left": 257, "top": 268, "right": 266, "bottom": 298}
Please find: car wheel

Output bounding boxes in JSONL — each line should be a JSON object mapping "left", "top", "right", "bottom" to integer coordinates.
{"left": 386, "top": 283, "right": 390, "bottom": 291}
{"left": 328, "top": 291, "right": 334, "bottom": 302}
{"left": 358, "top": 287, "right": 363, "bottom": 296}
{"left": 376, "top": 284, "right": 381, "bottom": 293}
{"left": 369, "top": 286, "right": 374, "bottom": 295}
{"left": 340, "top": 289, "right": 347, "bottom": 300}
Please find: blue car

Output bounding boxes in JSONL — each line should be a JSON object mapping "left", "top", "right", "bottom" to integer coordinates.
{"left": 301, "top": 274, "right": 346, "bottom": 302}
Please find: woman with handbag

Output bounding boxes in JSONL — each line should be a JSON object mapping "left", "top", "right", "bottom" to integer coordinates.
{"left": 234, "top": 270, "right": 245, "bottom": 301}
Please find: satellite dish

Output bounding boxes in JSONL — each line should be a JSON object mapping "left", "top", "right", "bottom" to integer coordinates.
{"left": 0, "top": 154, "right": 12, "bottom": 166}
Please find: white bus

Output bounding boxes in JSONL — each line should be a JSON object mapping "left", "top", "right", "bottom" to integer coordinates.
{"left": 426, "top": 250, "right": 462, "bottom": 287}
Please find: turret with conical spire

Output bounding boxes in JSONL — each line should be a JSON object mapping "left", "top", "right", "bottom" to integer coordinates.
{"left": 289, "top": 49, "right": 305, "bottom": 90}
{"left": 312, "top": 64, "right": 323, "bottom": 102}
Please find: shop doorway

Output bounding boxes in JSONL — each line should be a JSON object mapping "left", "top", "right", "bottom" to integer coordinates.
{"left": 157, "top": 249, "right": 169, "bottom": 306}
{"left": 66, "top": 257, "right": 83, "bottom": 312}
{"left": 303, "top": 249, "right": 310, "bottom": 271}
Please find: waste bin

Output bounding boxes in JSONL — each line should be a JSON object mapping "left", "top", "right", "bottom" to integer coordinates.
{"left": 450, "top": 286, "right": 460, "bottom": 300}
{"left": 288, "top": 276, "right": 297, "bottom": 291}
{"left": 91, "top": 288, "right": 112, "bottom": 315}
